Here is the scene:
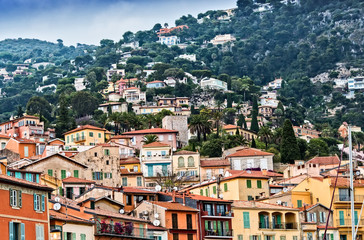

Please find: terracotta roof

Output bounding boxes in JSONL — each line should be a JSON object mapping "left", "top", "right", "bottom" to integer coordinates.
{"left": 226, "top": 148, "right": 273, "bottom": 158}
{"left": 62, "top": 177, "right": 95, "bottom": 184}
{"left": 264, "top": 171, "right": 284, "bottom": 177}
{"left": 7, "top": 168, "right": 42, "bottom": 174}
{"left": 120, "top": 157, "right": 140, "bottom": 164}
{"left": 63, "top": 125, "right": 106, "bottom": 135}
{"left": 49, "top": 209, "right": 93, "bottom": 224}
{"left": 147, "top": 224, "right": 167, "bottom": 231}
{"left": 0, "top": 174, "right": 53, "bottom": 191}
{"left": 233, "top": 200, "right": 298, "bottom": 211}
{"left": 20, "top": 153, "right": 88, "bottom": 169}
{"left": 120, "top": 169, "right": 142, "bottom": 175}
{"left": 147, "top": 80, "right": 165, "bottom": 84}
{"left": 200, "top": 159, "right": 230, "bottom": 167}
{"left": 111, "top": 135, "right": 133, "bottom": 139}
{"left": 0, "top": 134, "right": 10, "bottom": 139}
{"left": 226, "top": 170, "right": 270, "bottom": 179}
{"left": 99, "top": 102, "right": 122, "bottom": 107}
{"left": 223, "top": 124, "right": 240, "bottom": 130}
{"left": 150, "top": 201, "right": 199, "bottom": 212}
{"left": 12, "top": 138, "right": 37, "bottom": 144}
{"left": 122, "top": 187, "right": 156, "bottom": 194}
{"left": 317, "top": 226, "right": 338, "bottom": 229}
{"left": 331, "top": 177, "right": 364, "bottom": 187}
{"left": 306, "top": 155, "right": 340, "bottom": 165}
{"left": 122, "top": 128, "right": 178, "bottom": 135}
{"left": 85, "top": 207, "right": 148, "bottom": 223}
{"left": 174, "top": 150, "right": 199, "bottom": 155}
{"left": 125, "top": 87, "right": 139, "bottom": 90}
{"left": 269, "top": 184, "right": 284, "bottom": 188}
{"left": 142, "top": 142, "right": 170, "bottom": 148}
{"left": 182, "top": 193, "right": 233, "bottom": 203}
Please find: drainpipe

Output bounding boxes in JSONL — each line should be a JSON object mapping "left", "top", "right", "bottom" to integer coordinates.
{"left": 183, "top": 192, "right": 186, "bottom": 206}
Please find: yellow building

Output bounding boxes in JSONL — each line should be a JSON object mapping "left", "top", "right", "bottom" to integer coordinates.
{"left": 232, "top": 201, "right": 300, "bottom": 240}
{"left": 185, "top": 170, "right": 270, "bottom": 201}
{"left": 218, "top": 124, "right": 258, "bottom": 141}
{"left": 172, "top": 150, "right": 200, "bottom": 185}
{"left": 289, "top": 176, "right": 364, "bottom": 240}
{"left": 120, "top": 157, "right": 144, "bottom": 187}
{"left": 64, "top": 125, "right": 108, "bottom": 146}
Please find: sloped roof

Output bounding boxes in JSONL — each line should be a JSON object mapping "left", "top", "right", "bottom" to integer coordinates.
{"left": 331, "top": 177, "right": 364, "bottom": 187}
{"left": 233, "top": 200, "right": 298, "bottom": 211}
{"left": 226, "top": 148, "right": 273, "bottom": 158}
{"left": 150, "top": 201, "right": 199, "bottom": 212}
{"left": 120, "top": 157, "right": 140, "bottom": 164}
{"left": 306, "top": 155, "right": 340, "bottom": 165}
{"left": 200, "top": 159, "right": 230, "bottom": 167}
{"left": 142, "top": 142, "right": 170, "bottom": 148}
{"left": 62, "top": 177, "right": 95, "bottom": 184}
{"left": 122, "top": 187, "right": 156, "bottom": 194}
{"left": 122, "top": 128, "right": 178, "bottom": 135}
{"left": 174, "top": 150, "right": 199, "bottom": 155}
{"left": 0, "top": 174, "right": 53, "bottom": 191}
{"left": 63, "top": 125, "right": 106, "bottom": 135}
{"left": 147, "top": 80, "right": 165, "bottom": 84}
{"left": 49, "top": 209, "right": 93, "bottom": 224}
{"left": 111, "top": 135, "right": 133, "bottom": 139}
{"left": 20, "top": 153, "right": 88, "bottom": 169}
{"left": 223, "top": 124, "right": 240, "bottom": 130}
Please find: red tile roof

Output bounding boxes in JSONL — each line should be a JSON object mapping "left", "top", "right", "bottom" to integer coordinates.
{"left": 306, "top": 155, "right": 340, "bottom": 165}
{"left": 150, "top": 201, "right": 199, "bottom": 212}
{"left": 62, "top": 177, "right": 95, "bottom": 184}
{"left": 63, "top": 125, "right": 106, "bottom": 135}
{"left": 147, "top": 224, "right": 167, "bottom": 231}
{"left": 120, "top": 169, "right": 142, "bottom": 175}
{"left": 111, "top": 135, "right": 133, "bottom": 139}
{"left": 0, "top": 174, "right": 53, "bottom": 191}
{"left": 49, "top": 209, "right": 93, "bottom": 224}
{"left": 0, "top": 134, "right": 10, "bottom": 139}
{"left": 13, "top": 138, "right": 37, "bottom": 144}
{"left": 331, "top": 177, "right": 364, "bottom": 187}
{"left": 223, "top": 124, "right": 240, "bottom": 130}
{"left": 226, "top": 148, "right": 273, "bottom": 157}
{"left": 122, "top": 128, "right": 178, "bottom": 135}
{"left": 122, "top": 187, "right": 156, "bottom": 194}
{"left": 147, "top": 80, "right": 165, "bottom": 84}
{"left": 233, "top": 200, "right": 298, "bottom": 210}
{"left": 174, "top": 150, "right": 199, "bottom": 155}
{"left": 120, "top": 157, "right": 140, "bottom": 164}
{"left": 84, "top": 208, "right": 148, "bottom": 222}
{"left": 200, "top": 159, "right": 230, "bottom": 167}
{"left": 142, "top": 142, "right": 170, "bottom": 148}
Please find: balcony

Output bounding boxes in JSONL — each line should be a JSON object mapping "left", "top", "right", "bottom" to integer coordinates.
{"left": 337, "top": 219, "right": 364, "bottom": 227}
{"left": 259, "top": 222, "right": 298, "bottom": 230}
{"left": 201, "top": 211, "right": 234, "bottom": 218}
{"left": 205, "top": 229, "right": 233, "bottom": 238}
{"left": 334, "top": 195, "right": 364, "bottom": 203}
{"left": 142, "top": 155, "right": 171, "bottom": 161}
{"left": 74, "top": 136, "right": 86, "bottom": 143}
{"left": 95, "top": 223, "right": 150, "bottom": 239}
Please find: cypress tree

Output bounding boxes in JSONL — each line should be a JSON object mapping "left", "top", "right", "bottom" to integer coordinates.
{"left": 251, "top": 137, "right": 256, "bottom": 148}
{"left": 237, "top": 114, "right": 247, "bottom": 129}
{"left": 280, "top": 119, "right": 301, "bottom": 163}
{"left": 235, "top": 127, "right": 240, "bottom": 135}
{"left": 250, "top": 96, "right": 259, "bottom": 132}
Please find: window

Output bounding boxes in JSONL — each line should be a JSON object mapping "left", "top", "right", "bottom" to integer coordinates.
{"left": 104, "top": 172, "right": 112, "bottom": 179}
{"left": 126, "top": 195, "right": 132, "bottom": 205}
{"left": 257, "top": 180, "right": 262, "bottom": 189}
{"left": 248, "top": 196, "right": 254, "bottom": 201}
{"left": 1, "top": 142, "right": 6, "bottom": 149}
{"left": 48, "top": 169, "right": 53, "bottom": 177}
{"left": 89, "top": 132, "right": 94, "bottom": 137}
{"left": 320, "top": 212, "right": 326, "bottom": 223}
{"left": 80, "top": 234, "right": 86, "bottom": 240}
{"left": 106, "top": 160, "right": 109, "bottom": 165}
{"left": 92, "top": 172, "right": 103, "bottom": 180}
{"left": 293, "top": 237, "right": 298, "bottom": 240}
{"left": 161, "top": 151, "right": 166, "bottom": 156}
{"left": 9, "top": 222, "right": 25, "bottom": 240}
{"left": 238, "top": 235, "right": 243, "bottom": 240}
{"left": 281, "top": 237, "right": 286, "bottom": 240}
{"left": 61, "top": 170, "right": 66, "bottom": 179}
{"left": 217, "top": 205, "right": 227, "bottom": 215}
{"left": 139, "top": 224, "right": 144, "bottom": 237}
{"left": 339, "top": 188, "right": 350, "bottom": 201}
{"left": 71, "top": 135, "right": 74, "bottom": 142}
{"left": 205, "top": 188, "right": 209, "bottom": 197}
{"left": 200, "top": 189, "right": 203, "bottom": 196}
{"left": 24, "top": 146, "right": 29, "bottom": 157}
{"left": 204, "top": 204, "right": 213, "bottom": 216}
{"left": 74, "top": 170, "right": 79, "bottom": 178}
{"left": 34, "top": 194, "right": 45, "bottom": 212}
{"left": 159, "top": 135, "right": 164, "bottom": 141}
{"left": 98, "top": 133, "right": 101, "bottom": 138}
{"left": 147, "top": 151, "right": 152, "bottom": 157}
{"left": 122, "top": 177, "right": 128, "bottom": 186}
{"left": 172, "top": 213, "right": 178, "bottom": 229}
{"left": 224, "top": 183, "right": 228, "bottom": 192}
{"left": 186, "top": 214, "right": 193, "bottom": 229}
{"left": 94, "top": 152, "right": 97, "bottom": 157}
{"left": 169, "top": 135, "right": 172, "bottom": 141}
{"left": 188, "top": 157, "right": 195, "bottom": 167}
{"left": 137, "top": 177, "right": 142, "bottom": 186}
{"left": 133, "top": 166, "right": 139, "bottom": 172}
{"left": 173, "top": 233, "right": 179, "bottom": 240}
{"left": 297, "top": 200, "right": 302, "bottom": 208}
{"left": 9, "top": 189, "right": 22, "bottom": 208}
{"left": 104, "top": 149, "right": 110, "bottom": 156}
{"left": 243, "top": 212, "right": 250, "bottom": 228}
{"left": 66, "top": 187, "right": 73, "bottom": 199}
{"left": 213, "top": 186, "right": 217, "bottom": 194}
{"left": 178, "top": 157, "right": 185, "bottom": 167}
{"left": 247, "top": 180, "right": 252, "bottom": 188}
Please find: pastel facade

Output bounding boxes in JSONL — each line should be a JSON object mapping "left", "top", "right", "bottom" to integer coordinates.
{"left": 122, "top": 87, "right": 146, "bottom": 104}
{"left": 120, "top": 157, "right": 144, "bottom": 187}
{"left": 146, "top": 80, "right": 167, "bottom": 88}
{"left": 172, "top": 150, "right": 200, "bottom": 184}
{"left": 200, "top": 77, "right": 228, "bottom": 91}
{"left": 64, "top": 125, "right": 108, "bottom": 146}
{"left": 98, "top": 102, "right": 128, "bottom": 114}
{"left": 227, "top": 148, "right": 274, "bottom": 171}
{"left": 199, "top": 158, "right": 231, "bottom": 181}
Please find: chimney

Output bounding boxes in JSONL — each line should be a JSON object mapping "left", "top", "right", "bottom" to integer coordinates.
{"left": 172, "top": 191, "right": 176, "bottom": 203}
{"left": 182, "top": 192, "right": 186, "bottom": 206}
{"left": 262, "top": 169, "right": 267, "bottom": 176}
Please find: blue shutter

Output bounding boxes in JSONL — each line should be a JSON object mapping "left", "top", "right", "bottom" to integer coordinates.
{"left": 9, "top": 222, "right": 13, "bottom": 240}
{"left": 36, "top": 174, "right": 40, "bottom": 183}
{"left": 34, "top": 194, "right": 37, "bottom": 210}
{"left": 20, "top": 223, "right": 25, "bottom": 240}
{"left": 9, "top": 188, "right": 13, "bottom": 207}
{"left": 18, "top": 190, "right": 22, "bottom": 208}
{"left": 41, "top": 195, "right": 45, "bottom": 212}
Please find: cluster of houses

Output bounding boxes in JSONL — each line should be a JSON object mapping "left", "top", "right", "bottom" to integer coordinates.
{"left": 0, "top": 111, "right": 363, "bottom": 240}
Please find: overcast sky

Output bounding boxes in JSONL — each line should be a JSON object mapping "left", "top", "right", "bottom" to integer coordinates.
{"left": 0, "top": 0, "right": 237, "bottom": 46}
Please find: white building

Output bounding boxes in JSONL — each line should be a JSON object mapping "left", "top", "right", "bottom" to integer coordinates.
{"left": 74, "top": 78, "right": 86, "bottom": 91}
{"left": 158, "top": 36, "right": 180, "bottom": 46}
{"left": 200, "top": 77, "right": 228, "bottom": 91}
{"left": 348, "top": 77, "right": 364, "bottom": 90}
{"left": 176, "top": 54, "right": 196, "bottom": 62}
{"left": 260, "top": 98, "right": 279, "bottom": 108}
{"left": 268, "top": 78, "right": 282, "bottom": 89}
{"left": 122, "top": 87, "right": 146, "bottom": 104}
{"left": 226, "top": 148, "right": 274, "bottom": 171}
{"left": 36, "top": 84, "right": 57, "bottom": 93}
{"left": 210, "top": 34, "right": 236, "bottom": 45}
{"left": 106, "top": 69, "right": 125, "bottom": 81}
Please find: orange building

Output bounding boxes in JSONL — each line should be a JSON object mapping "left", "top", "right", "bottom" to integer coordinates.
{"left": 0, "top": 173, "right": 53, "bottom": 240}
{"left": 5, "top": 137, "right": 40, "bottom": 159}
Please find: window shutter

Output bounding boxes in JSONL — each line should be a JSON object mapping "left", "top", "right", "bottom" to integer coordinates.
{"left": 110, "top": 173, "right": 112, "bottom": 178}
{"left": 18, "top": 190, "right": 22, "bottom": 207}
{"left": 205, "top": 221, "right": 209, "bottom": 230}
{"left": 64, "top": 232, "right": 68, "bottom": 240}
{"left": 72, "top": 233, "right": 76, "bottom": 240}
{"left": 74, "top": 170, "right": 79, "bottom": 178}
{"left": 20, "top": 223, "right": 25, "bottom": 240}
{"left": 250, "top": 236, "right": 253, "bottom": 240}
{"left": 355, "top": 211, "right": 358, "bottom": 225}
{"left": 331, "top": 234, "right": 334, "bottom": 240}
{"left": 48, "top": 169, "right": 53, "bottom": 177}
{"left": 243, "top": 212, "right": 250, "bottom": 228}
{"left": 339, "top": 211, "right": 344, "bottom": 225}
{"left": 225, "top": 221, "right": 229, "bottom": 230}
{"left": 213, "top": 221, "right": 217, "bottom": 230}
{"left": 104, "top": 173, "right": 107, "bottom": 178}
{"left": 41, "top": 195, "right": 45, "bottom": 211}
{"left": 313, "top": 213, "right": 317, "bottom": 222}
{"left": 323, "top": 212, "right": 326, "bottom": 222}
{"left": 213, "top": 186, "right": 217, "bottom": 194}
{"left": 34, "top": 193, "right": 37, "bottom": 210}
{"left": 224, "top": 183, "right": 228, "bottom": 192}
{"left": 36, "top": 174, "right": 39, "bottom": 183}
{"left": 101, "top": 172, "right": 103, "bottom": 180}
{"left": 9, "top": 222, "right": 14, "bottom": 240}
{"left": 200, "top": 189, "right": 203, "bottom": 196}
{"left": 9, "top": 188, "right": 13, "bottom": 206}
{"left": 92, "top": 172, "right": 95, "bottom": 180}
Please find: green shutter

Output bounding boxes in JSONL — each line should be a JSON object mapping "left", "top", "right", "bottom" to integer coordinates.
{"left": 224, "top": 183, "right": 228, "bottom": 192}
{"left": 72, "top": 233, "right": 76, "bottom": 240}
{"left": 247, "top": 180, "right": 251, "bottom": 188}
{"left": 217, "top": 221, "right": 221, "bottom": 235}
{"left": 33, "top": 193, "right": 37, "bottom": 210}
{"left": 61, "top": 170, "right": 66, "bottom": 179}
{"left": 64, "top": 232, "right": 68, "bottom": 240}
{"left": 213, "top": 186, "right": 217, "bottom": 194}
{"left": 48, "top": 169, "right": 53, "bottom": 177}
{"left": 41, "top": 195, "right": 45, "bottom": 211}
{"left": 9, "top": 188, "right": 13, "bottom": 206}
{"left": 339, "top": 211, "right": 344, "bottom": 225}
{"left": 18, "top": 190, "right": 22, "bottom": 207}
{"left": 257, "top": 180, "right": 262, "bottom": 188}
{"left": 250, "top": 236, "right": 253, "bottom": 240}
{"left": 81, "top": 234, "right": 86, "bottom": 240}
{"left": 104, "top": 173, "right": 107, "bottom": 178}
{"left": 213, "top": 221, "right": 217, "bottom": 230}
{"left": 205, "top": 221, "right": 209, "bottom": 230}
{"left": 205, "top": 188, "right": 208, "bottom": 197}
{"left": 225, "top": 221, "right": 229, "bottom": 230}
{"left": 20, "top": 223, "right": 25, "bottom": 240}
{"left": 331, "top": 234, "right": 334, "bottom": 240}
{"left": 297, "top": 200, "right": 302, "bottom": 208}
{"left": 74, "top": 170, "right": 79, "bottom": 178}
{"left": 59, "top": 187, "right": 63, "bottom": 196}
{"left": 243, "top": 212, "right": 250, "bottom": 228}
{"left": 200, "top": 189, "right": 203, "bottom": 196}
{"left": 110, "top": 173, "right": 112, "bottom": 178}
{"left": 355, "top": 211, "right": 359, "bottom": 225}
{"left": 92, "top": 172, "right": 95, "bottom": 180}
{"left": 238, "top": 235, "right": 243, "bottom": 240}
{"left": 9, "top": 222, "right": 14, "bottom": 240}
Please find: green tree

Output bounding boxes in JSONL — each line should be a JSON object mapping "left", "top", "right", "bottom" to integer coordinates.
{"left": 200, "top": 139, "right": 223, "bottom": 157}
{"left": 258, "top": 126, "right": 272, "bottom": 149}
{"left": 16, "top": 105, "right": 24, "bottom": 118}
{"left": 26, "top": 96, "right": 52, "bottom": 121}
{"left": 189, "top": 114, "right": 212, "bottom": 142}
{"left": 280, "top": 119, "right": 300, "bottom": 163}
{"left": 55, "top": 95, "right": 74, "bottom": 137}
{"left": 251, "top": 137, "right": 256, "bottom": 148}
{"left": 250, "top": 96, "right": 259, "bottom": 132}
{"left": 70, "top": 91, "right": 98, "bottom": 117}
{"left": 307, "top": 138, "right": 329, "bottom": 158}
{"left": 237, "top": 114, "right": 247, "bottom": 129}
{"left": 297, "top": 138, "right": 308, "bottom": 160}
{"left": 143, "top": 134, "right": 159, "bottom": 144}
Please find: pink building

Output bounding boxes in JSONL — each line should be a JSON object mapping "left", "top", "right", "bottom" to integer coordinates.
{"left": 283, "top": 155, "right": 340, "bottom": 178}
{"left": 122, "top": 128, "right": 178, "bottom": 150}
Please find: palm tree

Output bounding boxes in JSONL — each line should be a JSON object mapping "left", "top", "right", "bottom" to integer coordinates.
{"left": 108, "top": 112, "right": 123, "bottom": 134}
{"left": 143, "top": 114, "right": 156, "bottom": 129}
{"left": 189, "top": 114, "right": 212, "bottom": 142}
{"left": 143, "top": 134, "right": 159, "bottom": 144}
{"left": 258, "top": 126, "right": 273, "bottom": 149}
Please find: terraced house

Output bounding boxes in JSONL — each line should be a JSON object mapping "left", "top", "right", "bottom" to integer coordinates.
{"left": 64, "top": 125, "right": 112, "bottom": 146}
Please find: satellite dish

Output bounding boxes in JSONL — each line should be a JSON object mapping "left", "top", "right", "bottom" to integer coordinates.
{"left": 247, "top": 170, "right": 252, "bottom": 174}
{"left": 219, "top": 194, "right": 224, "bottom": 199}
{"left": 356, "top": 171, "right": 361, "bottom": 176}
{"left": 13, "top": 134, "right": 17, "bottom": 138}
{"left": 153, "top": 220, "right": 161, "bottom": 227}
{"left": 54, "top": 197, "right": 60, "bottom": 202}
{"left": 143, "top": 210, "right": 149, "bottom": 215}
{"left": 66, "top": 171, "right": 71, "bottom": 178}
{"left": 155, "top": 185, "right": 162, "bottom": 191}
{"left": 53, "top": 203, "right": 61, "bottom": 211}
{"left": 119, "top": 209, "right": 125, "bottom": 214}
{"left": 283, "top": 188, "right": 288, "bottom": 192}
{"left": 211, "top": 194, "right": 216, "bottom": 198}
{"left": 154, "top": 213, "right": 160, "bottom": 219}
{"left": 173, "top": 186, "right": 178, "bottom": 191}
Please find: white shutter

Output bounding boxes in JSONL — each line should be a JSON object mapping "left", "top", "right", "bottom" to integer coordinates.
{"left": 313, "top": 213, "right": 317, "bottom": 222}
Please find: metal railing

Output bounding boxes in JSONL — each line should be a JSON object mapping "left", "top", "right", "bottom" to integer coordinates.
{"left": 95, "top": 223, "right": 148, "bottom": 239}
{"left": 205, "top": 229, "right": 233, "bottom": 237}
{"left": 334, "top": 195, "right": 364, "bottom": 202}
{"left": 337, "top": 219, "right": 364, "bottom": 226}
{"left": 202, "top": 211, "right": 233, "bottom": 217}
{"left": 75, "top": 136, "right": 86, "bottom": 142}
{"left": 259, "top": 222, "right": 298, "bottom": 229}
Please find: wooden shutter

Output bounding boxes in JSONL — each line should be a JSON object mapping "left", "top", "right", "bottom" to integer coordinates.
{"left": 64, "top": 232, "right": 68, "bottom": 240}
{"left": 9, "top": 188, "right": 13, "bottom": 206}
{"left": 200, "top": 189, "right": 203, "bottom": 196}
{"left": 224, "top": 183, "right": 228, "bottom": 192}
{"left": 74, "top": 170, "right": 79, "bottom": 178}
{"left": 247, "top": 180, "right": 251, "bottom": 188}
{"left": 48, "top": 169, "right": 53, "bottom": 177}
{"left": 205, "top": 221, "right": 209, "bottom": 230}
{"left": 20, "top": 223, "right": 25, "bottom": 240}
{"left": 355, "top": 211, "right": 358, "bottom": 225}
{"left": 339, "top": 211, "right": 344, "bottom": 225}
{"left": 257, "top": 180, "right": 262, "bottom": 188}
{"left": 41, "top": 195, "right": 45, "bottom": 211}
{"left": 18, "top": 190, "right": 22, "bottom": 208}
{"left": 34, "top": 193, "right": 37, "bottom": 210}
{"left": 72, "top": 233, "right": 76, "bottom": 240}
{"left": 9, "top": 222, "right": 13, "bottom": 240}
{"left": 243, "top": 212, "right": 250, "bottom": 228}
{"left": 213, "top": 186, "right": 217, "bottom": 194}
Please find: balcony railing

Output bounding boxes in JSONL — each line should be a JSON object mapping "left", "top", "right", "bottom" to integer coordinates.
{"left": 205, "top": 229, "right": 233, "bottom": 237}
{"left": 259, "top": 222, "right": 298, "bottom": 230}
{"left": 95, "top": 223, "right": 149, "bottom": 239}
{"left": 74, "top": 136, "right": 86, "bottom": 142}
{"left": 201, "top": 211, "right": 234, "bottom": 218}
{"left": 337, "top": 219, "right": 364, "bottom": 226}
{"left": 334, "top": 195, "right": 364, "bottom": 202}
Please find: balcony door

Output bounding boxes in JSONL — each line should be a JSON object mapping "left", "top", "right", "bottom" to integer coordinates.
{"left": 339, "top": 188, "right": 350, "bottom": 201}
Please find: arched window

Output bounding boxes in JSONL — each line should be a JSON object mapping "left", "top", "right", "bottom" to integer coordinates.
{"left": 178, "top": 157, "right": 185, "bottom": 167}
{"left": 188, "top": 156, "right": 195, "bottom": 167}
